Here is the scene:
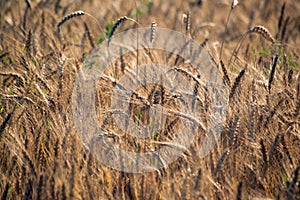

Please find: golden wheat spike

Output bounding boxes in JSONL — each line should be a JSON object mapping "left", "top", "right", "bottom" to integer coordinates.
{"left": 249, "top": 25, "right": 275, "bottom": 43}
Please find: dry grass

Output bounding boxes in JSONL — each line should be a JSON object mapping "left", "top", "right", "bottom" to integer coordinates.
{"left": 0, "top": 0, "right": 299, "bottom": 199}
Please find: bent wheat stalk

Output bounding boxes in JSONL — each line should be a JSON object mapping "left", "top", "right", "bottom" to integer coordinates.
{"left": 229, "top": 25, "right": 276, "bottom": 68}
{"left": 57, "top": 10, "right": 104, "bottom": 40}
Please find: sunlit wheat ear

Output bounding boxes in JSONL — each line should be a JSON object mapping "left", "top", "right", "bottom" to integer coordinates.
{"left": 150, "top": 22, "right": 157, "bottom": 43}
{"left": 185, "top": 12, "right": 191, "bottom": 35}
{"left": 57, "top": 10, "right": 85, "bottom": 28}
{"left": 249, "top": 25, "right": 275, "bottom": 43}
{"left": 108, "top": 16, "right": 139, "bottom": 45}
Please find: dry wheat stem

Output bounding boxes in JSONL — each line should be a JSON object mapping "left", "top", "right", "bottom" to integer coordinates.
{"left": 229, "top": 25, "right": 275, "bottom": 68}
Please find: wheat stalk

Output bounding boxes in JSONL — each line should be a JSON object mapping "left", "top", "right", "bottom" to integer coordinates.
{"left": 84, "top": 22, "right": 95, "bottom": 48}
{"left": 219, "top": 0, "right": 238, "bottom": 60}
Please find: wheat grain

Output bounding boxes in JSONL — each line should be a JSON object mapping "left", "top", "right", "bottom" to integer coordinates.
{"left": 57, "top": 10, "right": 85, "bottom": 28}
{"left": 22, "top": 5, "right": 30, "bottom": 31}
{"left": 288, "top": 166, "right": 300, "bottom": 194}
{"left": 220, "top": 59, "right": 231, "bottom": 86}
{"left": 268, "top": 54, "right": 279, "bottom": 93}
{"left": 236, "top": 181, "right": 243, "bottom": 200}
{"left": 37, "top": 174, "right": 44, "bottom": 198}
{"left": 229, "top": 66, "right": 246, "bottom": 100}
{"left": 150, "top": 22, "right": 157, "bottom": 43}
{"left": 264, "top": 99, "right": 283, "bottom": 128}
{"left": 185, "top": 11, "right": 191, "bottom": 35}
{"left": 260, "top": 139, "right": 267, "bottom": 163}
{"left": 268, "top": 134, "right": 281, "bottom": 165}
{"left": 229, "top": 115, "right": 239, "bottom": 145}
{"left": 215, "top": 150, "right": 230, "bottom": 177}
{"left": 23, "top": 179, "right": 33, "bottom": 200}
{"left": 281, "top": 135, "right": 293, "bottom": 166}
{"left": 25, "top": 30, "right": 32, "bottom": 57}
{"left": 249, "top": 25, "right": 275, "bottom": 43}
{"left": 276, "top": 2, "right": 285, "bottom": 39}
{"left": 281, "top": 16, "right": 290, "bottom": 42}
{"left": 108, "top": 16, "right": 129, "bottom": 44}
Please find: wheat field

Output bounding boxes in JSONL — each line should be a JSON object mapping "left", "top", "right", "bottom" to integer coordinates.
{"left": 0, "top": 0, "right": 299, "bottom": 199}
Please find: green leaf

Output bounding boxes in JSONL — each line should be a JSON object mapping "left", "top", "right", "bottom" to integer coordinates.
{"left": 281, "top": 168, "right": 289, "bottom": 186}
{"left": 105, "top": 21, "right": 114, "bottom": 37}
{"left": 259, "top": 48, "right": 270, "bottom": 55}
{"left": 97, "top": 36, "right": 105, "bottom": 44}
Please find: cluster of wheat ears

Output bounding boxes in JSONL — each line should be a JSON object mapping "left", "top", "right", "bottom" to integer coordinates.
{"left": 0, "top": 0, "right": 299, "bottom": 199}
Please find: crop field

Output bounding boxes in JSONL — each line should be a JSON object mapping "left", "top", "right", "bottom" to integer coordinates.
{"left": 0, "top": 0, "right": 299, "bottom": 199}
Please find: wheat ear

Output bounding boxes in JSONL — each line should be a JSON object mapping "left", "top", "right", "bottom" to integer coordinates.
{"left": 220, "top": 59, "right": 231, "bottom": 86}
{"left": 276, "top": 2, "right": 285, "bottom": 39}
{"left": 215, "top": 150, "right": 230, "bottom": 177}
{"left": 229, "top": 66, "right": 246, "bottom": 101}
{"left": 249, "top": 25, "right": 275, "bottom": 43}
{"left": 150, "top": 22, "right": 157, "bottom": 43}
{"left": 57, "top": 10, "right": 103, "bottom": 37}
{"left": 108, "top": 16, "right": 140, "bottom": 45}
{"left": 57, "top": 10, "right": 85, "bottom": 28}
{"left": 268, "top": 54, "right": 279, "bottom": 93}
